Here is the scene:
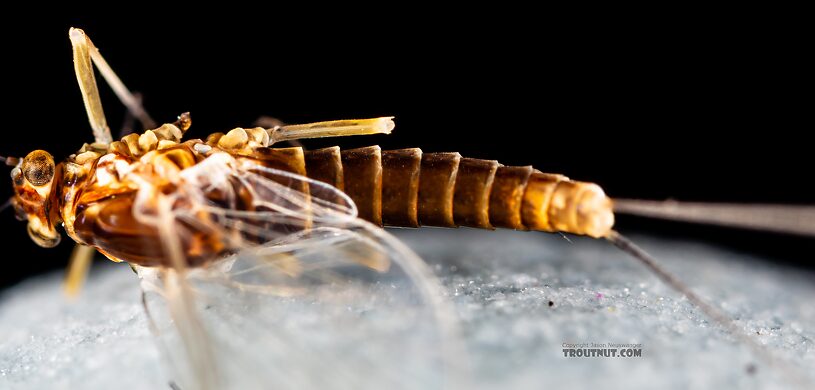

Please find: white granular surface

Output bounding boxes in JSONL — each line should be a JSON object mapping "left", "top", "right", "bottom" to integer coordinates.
{"left": 1, "top": 229, "right": 813, "bottom": 390}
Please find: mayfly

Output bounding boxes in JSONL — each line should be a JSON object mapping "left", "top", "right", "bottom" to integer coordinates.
{"left": 2, "top": 28, "right": 812, "bottom": 389}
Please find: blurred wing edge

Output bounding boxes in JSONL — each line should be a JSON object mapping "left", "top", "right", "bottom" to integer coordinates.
{"left": 135, "top": 152, "right": 466, "bottom": 389}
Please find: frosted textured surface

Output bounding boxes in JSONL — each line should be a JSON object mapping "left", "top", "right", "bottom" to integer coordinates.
{"left": 1, "top": 229, "right": 813, "bottom": 389}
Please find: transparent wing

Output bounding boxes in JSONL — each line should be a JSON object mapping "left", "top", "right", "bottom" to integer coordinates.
{"left": 135, "top": 152, "right": 464, "bottom": 390}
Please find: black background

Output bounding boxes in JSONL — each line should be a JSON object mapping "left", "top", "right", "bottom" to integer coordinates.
{"left": 0, "top": 13, "right": 811, "bottom": 288}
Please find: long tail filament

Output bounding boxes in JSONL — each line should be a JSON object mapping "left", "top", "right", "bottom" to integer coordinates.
{"left": 606, "top": 230, "right": 811, "bottom": 388}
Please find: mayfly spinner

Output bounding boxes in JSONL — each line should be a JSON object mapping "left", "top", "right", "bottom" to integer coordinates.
{"left": 3, "top": 28, "right": 810, "bottom": 390}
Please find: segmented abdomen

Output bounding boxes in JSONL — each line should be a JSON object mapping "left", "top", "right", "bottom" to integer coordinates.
{"left": 244, "top": 146, "right": 614, "bottom": 238}
{"left": 69, "top": 141, "right": 614, "bottom": 266}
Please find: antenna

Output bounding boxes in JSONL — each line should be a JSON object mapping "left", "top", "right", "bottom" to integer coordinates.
{"left": 0, "top": 198, "right": 12, "bottom": 214}
{"left": 1, "top": 155, "right": 20, "bottom": 166}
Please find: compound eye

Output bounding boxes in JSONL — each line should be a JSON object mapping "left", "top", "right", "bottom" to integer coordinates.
{"left": 22, "top": 150, "right": 55, "bottom": 187}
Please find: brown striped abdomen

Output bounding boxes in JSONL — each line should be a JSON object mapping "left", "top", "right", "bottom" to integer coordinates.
{"left": 71, "top": 142, "right": 615, "bottom": 267}
{"left": 249, "top": 145, "right": 614, "bottom": 238}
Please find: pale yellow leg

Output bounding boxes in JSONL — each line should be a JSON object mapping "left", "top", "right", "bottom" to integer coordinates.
{"left": 70, "top": 28, "right": 111, "bottom": 144}
{"left": 268, "top": 117, "right": 395, "bottom": 145}
{"left": 69, "top": 28, "right": 156, "bottom": 145}
{"left": 63, "top": 244, "right": 96, "bottom": 298}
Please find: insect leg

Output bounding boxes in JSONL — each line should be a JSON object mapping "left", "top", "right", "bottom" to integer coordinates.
{"left": 69, "top": 28, "right": 111, "bottom": 144}
{"left": 267, "top": 117, "right": 395, "bottom": 144}
{"left": 62, "top": 244, "right": 96, "bottom": 298}
{"left": 118, "top": 92, "right": 145, "bottom": 137}
{"left": 139, "top": 278, "right": 186, "bottom": 390}
{"left": 69, "top": 28, "right": 156, "bottom": 143}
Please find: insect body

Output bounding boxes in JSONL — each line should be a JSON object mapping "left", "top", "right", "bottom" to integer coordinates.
{"left": 11, "top": 113, "right": 613, "bottom": 268}
{"left": 1, "top": 28, "right": 619, "bottom": 389}
{"left": 3, "top": 28, "right": 808, "bottom": 390}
